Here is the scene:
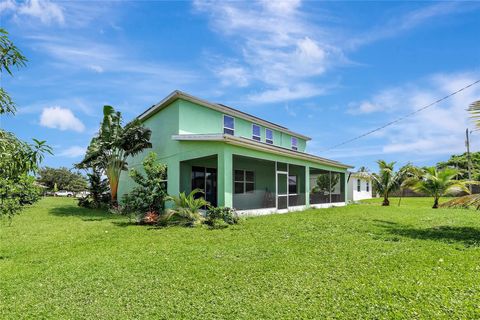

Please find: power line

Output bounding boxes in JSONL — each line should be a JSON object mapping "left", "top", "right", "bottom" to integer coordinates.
{"left": 324, "top": 79, "right": 480, "bottom": 152}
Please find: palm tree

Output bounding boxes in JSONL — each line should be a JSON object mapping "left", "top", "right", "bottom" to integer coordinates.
{"left": 77, "top": 105, "right": 152, "bottom": 203}
{"left": 410, "top": 167, "right": 470, "bottom": 208}
{"left": 166, "top": 189, "right": 209, "bottom": 226}
{"left": 371, "top": 160, "right": 410, "bottom": 206}
{"left": 468, "top": 100, "right": 480, "bottom": 126}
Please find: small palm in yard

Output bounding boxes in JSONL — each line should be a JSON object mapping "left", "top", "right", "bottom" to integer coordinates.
{"left": 371, "top": 160, "right": 411, "bottom": 206}
{"left": 166, "top": 189, "right": 209, "bottom": 226}
{"left": 410, "top": 167, "right": 470, "bottom": 209}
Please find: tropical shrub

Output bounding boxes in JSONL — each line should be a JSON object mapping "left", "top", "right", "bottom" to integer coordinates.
{"left": 76, "top": 105, "right": 152, "bottom": 204}
{"left": 205, "top": 206, "right": 239, "bottom": 228}
{"left": 77, "top": 167, "right": 110, "bottom": 209}
{"left": 121, "top": 152, "right": 168, "bottom": 223}
{"left": 166, "top": 189, "right": 209, "bottom": 227}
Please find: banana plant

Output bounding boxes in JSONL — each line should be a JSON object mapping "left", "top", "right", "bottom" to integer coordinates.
{"left": 77, "top": 105, "right": 152, "bottom": 203}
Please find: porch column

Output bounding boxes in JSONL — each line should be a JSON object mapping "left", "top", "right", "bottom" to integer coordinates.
{"left": 305, "top": 165, "right": 310, "bottom": 207}
{"left": 217, "top": 150, "right": 233, "bottom": 207}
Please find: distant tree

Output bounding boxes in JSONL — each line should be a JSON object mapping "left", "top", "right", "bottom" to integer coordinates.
{"left": 76, "top": 105, "right": 152, "bottom": 203}
{"left": 37, "top": 167, "right": 87, "bottom": 192}
{"left": 312, "top": 173, "right": 339, "bottom": 194}
{"left": 436, "top": 152, "right": 480, "bottom": 181}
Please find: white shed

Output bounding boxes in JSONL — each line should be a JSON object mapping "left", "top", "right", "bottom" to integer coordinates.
{"left": 347, "top": 172, "right": 373, "bottom": 202}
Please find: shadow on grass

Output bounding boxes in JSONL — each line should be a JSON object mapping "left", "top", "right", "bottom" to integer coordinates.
{"left": 382, "top": 224, "right": 480, "bottom": 247}
{"left": 49, "top": 205, "right": 119, "bottom": 221}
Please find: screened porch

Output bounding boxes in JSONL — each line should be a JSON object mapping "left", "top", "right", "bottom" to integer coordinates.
{"left": 232, "top": 155, "right": 306, "bottom": 211}
{"left": 309, "top": 168, "right": 346, "bottom": 205}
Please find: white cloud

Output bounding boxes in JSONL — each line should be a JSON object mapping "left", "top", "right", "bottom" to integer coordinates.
{"left": 58, "top": 146, "right": 87, "bottom": 158}
{"left": 248, "top": 84, "right": 326, "bottom": 103}
{"left": 216, "top": 66, "right": 249, "bottom": 87}
{"left": 194, "top": 0, "right": 342, "bottom": 102}
{"left": 344, "top": 72, "right": 480, "bottom": 157}
{"left": 0, "top": 0, "right": 16, "bottom": 13}
{"left": 27, "top": 35, "right": 198, "bottom": 84}
{"left": 348, "top": 3, "right": 471, "bottom": 49}
{"left": 40, "top": 106, "right": 85, "bottom": 132}
{"left": 88, "top": 65, "right": 104, "bottom": 73}
{"left": 2, "top": 0, "right": 65, "bottom": 24}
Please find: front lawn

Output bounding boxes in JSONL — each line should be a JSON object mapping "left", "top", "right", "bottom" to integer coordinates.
{"left": 1, "top": 197, "right": 480, "bottom": 319}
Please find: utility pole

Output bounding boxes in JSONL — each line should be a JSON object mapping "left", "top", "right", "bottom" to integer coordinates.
{"left": 466, "top": 128, "right": 473, "bottom": 192}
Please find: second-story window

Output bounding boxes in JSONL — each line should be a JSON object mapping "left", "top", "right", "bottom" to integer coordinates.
{"left": 223, "top": 115, "right": 234, "bottom": 135}
{"left": 266, "top": 128, "right": 273, "bottom": 144}
{"left": 252, "top": 124, "right": 261, "bottom": 141}
{"left": 291, "top": 137, "right": 298, "bottom": 151}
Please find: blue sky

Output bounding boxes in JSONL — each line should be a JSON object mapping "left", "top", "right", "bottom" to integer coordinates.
{"left": 1, "top": 0, "right": 480, "bottom": 171}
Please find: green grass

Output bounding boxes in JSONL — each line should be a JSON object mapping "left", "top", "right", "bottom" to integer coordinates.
{"left": 1, "top": 197, "right": 480, "bottom": 319}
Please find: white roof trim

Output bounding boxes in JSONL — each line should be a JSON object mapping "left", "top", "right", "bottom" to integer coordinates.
{"left": 139, "top": 90, "right": 312, "bottom": 141}
{"left": 171, "top": 134, "right": 353, "bottom": 169}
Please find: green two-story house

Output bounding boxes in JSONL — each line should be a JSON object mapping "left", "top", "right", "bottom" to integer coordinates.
{"left": 118, "top": 90, "right": 353, "bottom": 215}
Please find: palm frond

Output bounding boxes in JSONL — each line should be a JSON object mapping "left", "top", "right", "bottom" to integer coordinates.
{"left": 468, "top": 100, "right": 480, "bottom": 130}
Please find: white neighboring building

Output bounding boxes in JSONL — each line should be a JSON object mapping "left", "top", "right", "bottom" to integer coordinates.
{"left": 347, "top": 172, "right": 373, "bottom": 202}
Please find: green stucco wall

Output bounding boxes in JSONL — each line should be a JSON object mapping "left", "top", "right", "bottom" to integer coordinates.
{"left": 178, "top": 99, "right": 307, "bottom": 152}
{"left": 118, "top": 98, "right": 348, "bottom": 210}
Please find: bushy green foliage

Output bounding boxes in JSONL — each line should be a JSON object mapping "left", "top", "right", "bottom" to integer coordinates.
{"left": 166, "top": 189, "right": 209, "bottom": 226}
{"left": 205, "top": 206, "right": 239, "bottom": 228}
{"left": 0, "top": 29, "right": 50, "bottom": 222}
{"left": 0, "top": 28, "right": 27, "bottom": 115}
{"left": 0, "top": 175, "right": 40, "bottom": 221}
{"left": 0, "top": 130, "right": 50, "bottom": 220}
{"left": 121, "top": 152, "right": 167, "bottom": 223}
{"left": 437, "top": 151, "right": 480, "bottom": 181}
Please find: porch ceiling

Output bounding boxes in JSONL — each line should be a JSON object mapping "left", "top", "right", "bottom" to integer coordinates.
{"left": 171, "top": 133, "right": 353, "bottom": 169}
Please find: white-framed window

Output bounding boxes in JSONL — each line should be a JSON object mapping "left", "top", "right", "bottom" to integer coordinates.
{"left": 366, "top": 181, "right": 370, "bottom": 192}
{"left": 223, "top": 115, "right": 234, "bottom": 135}
{"left": 234, "top": 170, "right": 255, "bottom": 194}
{"left": 266, "top": 128, "right": 273, "bottom": 144}
{"left": 252, "top": 124, "right": 261, "bottom": 141}
{"left": 357, "top": 179, "right": 361, "bottom": 192}
{"left": 291, "top": 137, "right": 298, "bottom": 150}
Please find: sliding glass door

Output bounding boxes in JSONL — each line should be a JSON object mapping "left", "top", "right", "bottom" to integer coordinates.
{"left": 192, "top": 166, "right": 217, "bottom": 207}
